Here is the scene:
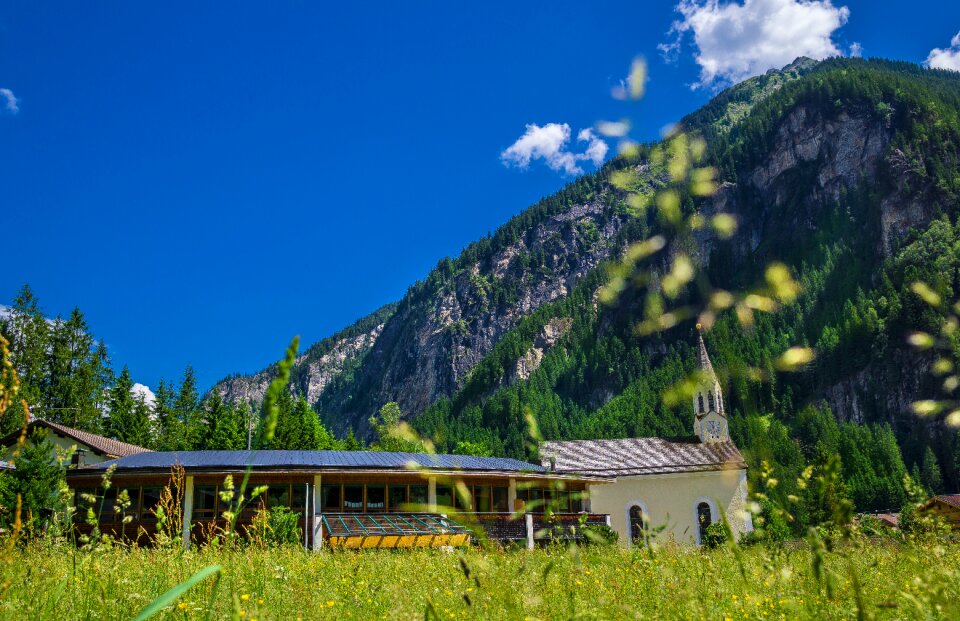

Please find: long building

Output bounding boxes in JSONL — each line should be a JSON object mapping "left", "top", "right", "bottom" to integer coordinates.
{"left": 9, "top": 332, "right": 752, "bottom": 548}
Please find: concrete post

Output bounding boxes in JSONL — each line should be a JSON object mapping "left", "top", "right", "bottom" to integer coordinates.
{"left": 428, "top": 477, "right": 437, "bottom": 512}
{"left": 312, "top": 474, "right": 323, "bottom": 551}
{"left": 181, "top": 475, "right": 194, "bottom": 550}
{"left": 507, "top": 478, "right": 517, "bottom": 515}
{"left": 525, "top": 513, "right": 534, "bottom": 550}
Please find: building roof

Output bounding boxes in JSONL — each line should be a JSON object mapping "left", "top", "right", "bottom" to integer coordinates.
{"left": 926, "top": 494, "right": 960, "bottom": 510}
{"left": 0, "top": 419, "right": 151, "bottom": 458}
{"left": 539, "top": 437, "right": 746, "bottom": 477}
{"left": 72, "top": 449, "right": 548, "bottom": 476}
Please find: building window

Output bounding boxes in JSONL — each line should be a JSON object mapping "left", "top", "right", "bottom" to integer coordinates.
{"left": 707, "top": 391, "right": 715, "bottom": 411}
{"left": 698, "top": 393, "right": 704, "bottom": 413}
{"left": 409, "top": 484, "right": 428, "bottom": 508}
{"left": 629, "top": 505, "right": 646, "bottom": 543}
{"left": 343, "top": 485, "right": 363, "bottom": 511}
{"left": 697, "top": 502, "right": 712, "bottom": 544}
{"left": 492, "top": 487, "right": 509, "bottom": 512}
{"left": 193, "top": 485, "right": 218, "bottom": 520}
{"left": 436, "top": 485, "right": 454, "bottom": 509}
{"left": 321, "top": 484, "right": 341, "bottom": 511}
{"left": 366, "top": 485, "right": 386, "bottom": 511}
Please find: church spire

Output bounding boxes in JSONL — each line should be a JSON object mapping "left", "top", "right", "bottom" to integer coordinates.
{"left": 692, "top": 324, "right": 729, "bottom": 443}
{"left": 696, "top": 325, "right": 716, "bottom": 378}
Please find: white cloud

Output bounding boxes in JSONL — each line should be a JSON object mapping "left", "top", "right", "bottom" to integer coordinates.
{"left": 501, "top": 123, "right": 608, "bottom": 176}
{"left": 661, "top": 0, "right": 850, "bottom": 88}
{"left": 849, "top": 42, "right": 863, "bottom": 58}
{"left": 926, "top": 32, "right": 960, "bottom": 72}
{"left": 578, "top": 128, "right": 609, "bottom": 167}
{"left": 132, "top": 383, "right": 156, "bottom": 408}
{"left": 0, "top": 88, "right": 19, "bottom": 114}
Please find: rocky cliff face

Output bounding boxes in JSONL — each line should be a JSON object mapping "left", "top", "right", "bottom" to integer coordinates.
{"left": 215, "top": 57, "right": 955, "bottom": 444}
{"left": 317, "top": 199, "right": 632, "bottom": 434}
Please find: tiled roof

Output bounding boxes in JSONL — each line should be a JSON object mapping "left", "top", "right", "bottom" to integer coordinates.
{"left": 14, "top": 420, "right": 152, "bottom": 458}
{"left": 931, "top": 495, "right": 960, "bottom": 509}
{"left": 539, "top": 437, "right": 746, "bottom": 477}
{"left": 80, "top": 450, "right": 546, "bottom": 474}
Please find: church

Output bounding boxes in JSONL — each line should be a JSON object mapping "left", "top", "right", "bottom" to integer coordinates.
{"left": 540, "top": 331, "right": 752, "bottom": 546}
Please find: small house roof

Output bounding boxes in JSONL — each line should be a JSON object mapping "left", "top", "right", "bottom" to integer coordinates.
{"left": 539, "top": 436, "right": 746, "bottom": 477}
{"left": 924, "top": 494, "right": 960, "bottom": 510}
{"left": 71, "top": 449, "right": 549, "bottom": 477}
{"left": 0, "top": 419, "right": 151, "bottom": 459}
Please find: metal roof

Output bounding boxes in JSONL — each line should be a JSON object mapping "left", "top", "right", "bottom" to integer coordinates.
{"left": 539, "top": 437, "right": 746, "bottom": 477}
{"left": 79, "top": 449, "right": 546, "bottom": 474}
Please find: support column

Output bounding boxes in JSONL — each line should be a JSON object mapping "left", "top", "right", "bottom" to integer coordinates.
{"left": 428, "top": 477, "right": 437, "bottom": 512}
{"left": 181, "top": 475, "right": 194, "bottom": 550}
{"left": 525, "top": 513, "right": 534, "bottom": 550}
{"left": 507, "top": 478, "right": 517, "bottom": 515}
{"left": 312, "top": 474, "right": 323, "bottom": 551}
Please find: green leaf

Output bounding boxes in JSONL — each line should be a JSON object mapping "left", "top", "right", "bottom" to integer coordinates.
{"left": 132, "top": 564, "right": 222, "bottom": 621}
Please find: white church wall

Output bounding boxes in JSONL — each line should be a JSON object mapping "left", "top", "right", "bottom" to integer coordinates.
{"left": 588, "top": 468, "right": 751, "bottom": 546}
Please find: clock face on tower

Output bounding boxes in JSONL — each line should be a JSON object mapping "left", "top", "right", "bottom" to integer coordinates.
{"left": 706, "top": 420, "right": 721, "bottom": 439}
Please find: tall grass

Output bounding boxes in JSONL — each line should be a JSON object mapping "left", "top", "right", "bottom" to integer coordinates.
{"left": 0, "top": 537, "right": 956, "bottom": 619}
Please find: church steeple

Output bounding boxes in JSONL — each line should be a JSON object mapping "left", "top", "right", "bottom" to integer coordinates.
{"left": 692, "top": 325, "right": 729, "bottom": 443}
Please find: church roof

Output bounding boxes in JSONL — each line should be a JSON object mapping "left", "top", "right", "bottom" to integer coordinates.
{"left": 539, "top": 437, "right": 745, "bottom": 477}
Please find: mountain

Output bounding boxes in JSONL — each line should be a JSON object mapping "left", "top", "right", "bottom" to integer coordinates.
{"left": 215, "top": 57, "right": 960, "bottom": 507}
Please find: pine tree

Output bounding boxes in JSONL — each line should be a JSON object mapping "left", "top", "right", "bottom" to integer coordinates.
{"left": 106, "top": 367, "right": 136, "bottom": 442}
{"left": 152, "top": 379, "right": 181, "bottom": 451}
{"left": 343, "top": 429, "right": 363, "bottom": 451}
{"left": 206, "top": 391, "right": 244, "bottom": 450}
{"left": 127, "top": 392, "right": 154, "bottom": 448}
{"left": 1, "top": 285, "right": 50, "bottom": 430}
{"left": 921, "top": 446, "right": 943, "bottom": 494}
{"left": 268, "top": 390, "right": 299, "bottom": 449}
{"left": 174, "top": 366, "right": 204, "bottom": 450}
{"left": 44, "top": 308, "right": 106, "bottom": 432}
{"left": 0, "top": 429, "right": 67, "bottom": 536}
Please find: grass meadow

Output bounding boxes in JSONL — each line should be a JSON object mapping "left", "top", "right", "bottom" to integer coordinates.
{"left": 0, "top": 538, "right": 957, "bottom": 620}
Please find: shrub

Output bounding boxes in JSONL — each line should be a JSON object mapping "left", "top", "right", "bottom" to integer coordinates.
{"left": 702, "top": 523, "right": 727, "bottom": 549}
{"left": 581, "top": 523, "right": 618, "bottom": 546}
{"left": 267, "top": 507, "right": 302, "bottom": 546}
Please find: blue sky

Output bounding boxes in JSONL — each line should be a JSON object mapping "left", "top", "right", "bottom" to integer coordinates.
{"left": 3, "top": 1, "right": 960, "bottom": 394}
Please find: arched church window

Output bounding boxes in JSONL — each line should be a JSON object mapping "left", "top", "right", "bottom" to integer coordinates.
{"left": 707, "top": 391, "right": 715, "bottom": 411}
{"left": 629, "top": 505, "right": 646, "bottom": 543}
{"left": 697, "top": 393, "right": 704, "bottom": 413}
{"left": 697, "top": 502, "right": 712, "bottom": 544}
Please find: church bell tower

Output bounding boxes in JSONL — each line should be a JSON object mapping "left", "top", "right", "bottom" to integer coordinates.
{"left": 692, "top": 325, "right": 729, "bottom": 443}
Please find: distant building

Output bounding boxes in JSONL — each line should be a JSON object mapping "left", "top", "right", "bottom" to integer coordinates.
{"left": 540, "top": 330, "right": 752, "bottom": 546}
{"left": 919, "top": 495, "right": 960, "bottom": 529}
{"left": 0, "top": 419, "right": 150, "bottom": 466}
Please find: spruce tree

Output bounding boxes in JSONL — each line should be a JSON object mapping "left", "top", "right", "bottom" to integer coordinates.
{"left": 44, "top": 308, "right": 105, "bottom": 432}
{"left": 127, "top": 392, "right": 154, "bottom": 448}
{"left": 921, "top": 446, "right": 943, "bottom": 494}
{"left": 268, "top": 390, "right": 299, "bottom": 449}
{"left": 2, "top": 285, "right": 50, "bottom": 430}
{"left": 206, "top": 391, "right": 244, "bottom": 450}
{"left": 152, "top": 379, "right": 180, "bottom": 451}
{"left": 106, "top": 367, "right": 136, "bottom": 442}
{"left": 0, "top": 429, "right": 67, "bottom": 536}
{"left": 174, "top": 366, "right": 204, "bottom": 450}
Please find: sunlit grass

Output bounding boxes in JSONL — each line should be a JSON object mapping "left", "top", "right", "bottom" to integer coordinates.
{"left": 0, "top": 539, "right": 957, "bottom": 619}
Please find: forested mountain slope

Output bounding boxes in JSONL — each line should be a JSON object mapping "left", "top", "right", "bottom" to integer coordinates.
{"left": 216, "top": 58, "right": 960, "bottom": 515}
